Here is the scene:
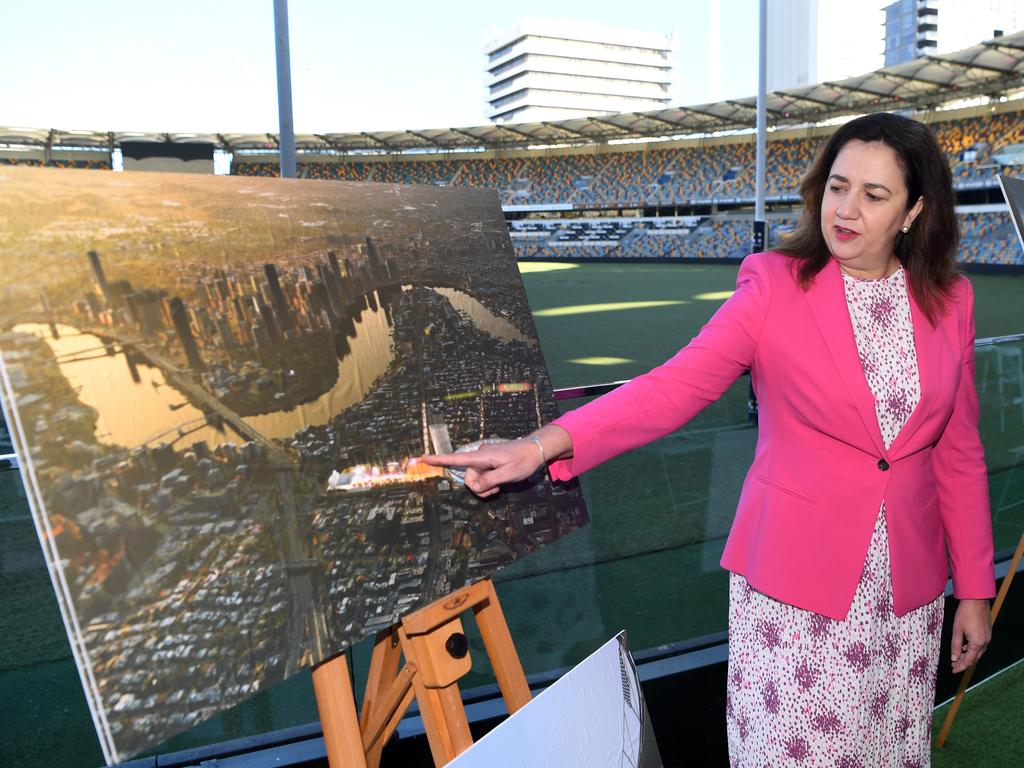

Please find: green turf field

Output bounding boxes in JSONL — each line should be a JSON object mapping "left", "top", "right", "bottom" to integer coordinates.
{"left": 932, "top": 661, "right": 1024, "bottom": 767}
{"left": 519, "top": 261, "right": 1024, "bottom": 387}
{"left": 2, "top": 260, "right": 1023, "bottom": 766}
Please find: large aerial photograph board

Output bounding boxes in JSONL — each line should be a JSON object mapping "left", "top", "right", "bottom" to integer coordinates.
{"left": 998, "top": 173, "right": 1024, "bottom": 255}
{"left": 0, "top": 165, "right": 588, "bottom": 762}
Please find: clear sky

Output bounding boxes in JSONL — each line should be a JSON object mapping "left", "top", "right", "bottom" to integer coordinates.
{"left": 1, "top": 0, "right": 758, "bottom": 134}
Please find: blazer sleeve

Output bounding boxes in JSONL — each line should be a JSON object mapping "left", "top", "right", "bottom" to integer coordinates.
{"left": 931, "top": 277, "right": 996, "bottom": 600}
{"left": 548, "top": 252, "right": 772, "bottom": 480}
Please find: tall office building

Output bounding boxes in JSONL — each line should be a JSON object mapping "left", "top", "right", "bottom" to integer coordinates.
{"left": 425, "top": 406, "right": 454, "bottom": 455}
{"left": 884, "top": 0, "right": 1024, "bottom": 66}
{"left": 262, "top": 263, "right": 294, "bottom": 333}
{"left": 168, "top": 297, "right": 205, "bottom": 372}
{"left": 484, "top": 18, "right": 673, "bottom": 123}
{"left": 88, "top": 250, "right": 111, "bottom": 304}
{"left": 766, "top": 0, "right": 885, "bottom": 91}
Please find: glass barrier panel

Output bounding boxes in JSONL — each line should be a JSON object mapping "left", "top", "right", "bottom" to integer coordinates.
{"left": 0, "top": 465, "right": 106, "bottom": 766}
{"left": 5, "top": 335, "right": 1024, "bottom": 765}
{"left": 975, "top": 337, "right": 1024, "bottom": 555}
{"left": 0, "top": 407, "right": 12, "bottom": 455}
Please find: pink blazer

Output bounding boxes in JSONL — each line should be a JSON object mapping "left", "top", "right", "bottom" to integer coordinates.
{"left": 548, "top": 250, "right": 996, "bottom": 620}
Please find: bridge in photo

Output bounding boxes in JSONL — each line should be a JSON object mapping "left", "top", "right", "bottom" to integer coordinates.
{"left": 13, "top": 311, "right": 293, "bottom": 464}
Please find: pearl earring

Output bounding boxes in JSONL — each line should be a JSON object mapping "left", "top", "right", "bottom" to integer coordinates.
{"left": 901, "top": 226, "right": 910, "bottom": 233}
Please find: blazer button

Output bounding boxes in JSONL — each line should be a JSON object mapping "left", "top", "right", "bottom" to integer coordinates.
{"left": 877, "top": 459, "right": 890, "bottom": 471}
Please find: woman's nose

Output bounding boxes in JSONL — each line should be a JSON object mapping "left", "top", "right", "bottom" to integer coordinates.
{"left": 836, "top": 198, "right": 858, "bottom": 219}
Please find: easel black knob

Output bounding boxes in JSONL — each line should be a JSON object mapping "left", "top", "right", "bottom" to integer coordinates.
{"left": 445, "top": 632, "right": 469, "bottom": 659}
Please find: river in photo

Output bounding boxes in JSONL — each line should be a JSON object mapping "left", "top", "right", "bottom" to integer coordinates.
{"left": 14, "top": 286, "right": 521, "bottom": 451}
{"left": 430, "top": 287, "right": 534, "bottom": 345}
{"left": 14, "top": 295, "right": 393, "bottom": 449}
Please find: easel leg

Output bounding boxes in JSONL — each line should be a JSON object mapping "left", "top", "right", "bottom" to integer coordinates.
{"left": 364, "top": 680, "right": 415, "bottom": 768}
{"left": 474, "top": 580, "right": 531, "bottom": 714}
{"left": 437, "top": 684, "right": 474, "bottom": 755}
{"left": 361, "top": 631, "right": 401, "bottom": 730}
{"left": 361, "top": 630, "right": 403, "bottom": 768}
{"left": 312, "top": 653, "right": 368, "bottom": 768}
{"left": 936, "top": 529, "right": 1024, "bottom": 747}
{"left": 399, "top": 624, "right": 474, "bottom": 765}
{"left": 414, "top": 680, "right": 457, "bottom": 764}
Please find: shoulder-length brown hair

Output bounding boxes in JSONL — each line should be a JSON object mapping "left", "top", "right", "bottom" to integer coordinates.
{"left": 776, "top": 112, "right": 959, "bottom": 324}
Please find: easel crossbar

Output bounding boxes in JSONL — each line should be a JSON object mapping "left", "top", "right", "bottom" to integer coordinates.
{"left": 312, "top": 577, "right": 531, "bottom": 768}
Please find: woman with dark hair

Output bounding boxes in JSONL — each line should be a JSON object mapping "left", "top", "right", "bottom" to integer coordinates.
{"left": 421, "top": 112, "right": 994, "bottom": 764}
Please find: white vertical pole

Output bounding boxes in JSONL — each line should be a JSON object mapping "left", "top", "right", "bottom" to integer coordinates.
{"left": 709, "top": 0, "right": 722, "bottom": 101}
{"left": 754, "top": 0, "right": 768, "bottom": 251}
{"left": 274, "top": 0, "right": 297, "bottom": 179}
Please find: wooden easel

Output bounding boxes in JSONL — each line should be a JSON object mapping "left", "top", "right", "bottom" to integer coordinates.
{"left": 311, "top": 577, "right": 532, "bottom": 767}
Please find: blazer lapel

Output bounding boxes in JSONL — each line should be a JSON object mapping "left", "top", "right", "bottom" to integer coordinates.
{"left": 887, "top": 285, "right": 944, "bottom": 457}
{"left": 803, "top": 258, "right": 887, "bottom": 458}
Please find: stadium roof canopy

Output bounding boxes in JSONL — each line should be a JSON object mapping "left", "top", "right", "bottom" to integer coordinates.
{"left": 3, "top": 30, "right": 1023, "bottom": 155}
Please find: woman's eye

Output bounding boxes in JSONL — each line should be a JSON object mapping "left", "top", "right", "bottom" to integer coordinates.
{"left": 828, "top": 185, "right": 843, "bottom": 193}
{"left": 866, "top": 193, "right": 883, "bottom": 202}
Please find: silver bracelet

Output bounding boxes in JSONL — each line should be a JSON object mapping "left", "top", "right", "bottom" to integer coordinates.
{"left": 526, "top": 434, "right": 546, "bottom": 464}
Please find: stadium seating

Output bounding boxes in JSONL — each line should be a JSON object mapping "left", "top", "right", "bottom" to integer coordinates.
{"left": 1, "top": 157, "right": 110, "bottom": 170}
{"left": 936, "top": 112, "right": 1024, "bottom": 185}
{"left": 48, "top": 159, "right": 112, "bottom": 170}
{"left": 233, "top": 108, "right": 1023, "bottom": 211}
{"left": 10, "top": 108, "right": 1019, "bottom": 264}
{"left": 507, "top": 211, "right": 1017, "bottom": 265}
{"left": 958, "top": 211, "right": 1018, "bottom": 265}
{"left": 510, "top": 215, "right": 786, "bottom": 262}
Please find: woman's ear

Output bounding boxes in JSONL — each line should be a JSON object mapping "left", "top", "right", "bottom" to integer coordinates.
{"left": 904, "top": 196, "right": 924, "bottom": 229}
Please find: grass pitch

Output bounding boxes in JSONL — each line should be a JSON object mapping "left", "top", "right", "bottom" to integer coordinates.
{"left": 520, "top": 261, "right": 1024, "bottom": 387}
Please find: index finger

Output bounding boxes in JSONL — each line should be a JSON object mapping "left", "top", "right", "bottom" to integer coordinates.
{"left": 415, "top": 453, "right": 498, "bottom": 469}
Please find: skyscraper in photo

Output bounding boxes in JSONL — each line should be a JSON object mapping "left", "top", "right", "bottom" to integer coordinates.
{"left": 168, "top": 297, "right": 205, "bottom": 371}
{"left": 263, "top": 263, "right": 294, "bottom": 332}
{"left": 88, "top": 250, "right": 111, "bottom": 304}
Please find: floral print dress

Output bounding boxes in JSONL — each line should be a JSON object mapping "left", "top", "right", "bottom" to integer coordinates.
{"left": 726, "top": 266, "right": 944, "bottom": 767}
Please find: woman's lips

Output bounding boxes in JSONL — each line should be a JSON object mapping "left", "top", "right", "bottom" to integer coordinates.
{"left": 833, "top": 225, "right": 859, "bottom": 241}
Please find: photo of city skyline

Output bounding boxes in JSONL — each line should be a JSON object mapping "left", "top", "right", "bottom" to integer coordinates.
{"left": 0, "top": 165, "right": 588, "bottom": 762}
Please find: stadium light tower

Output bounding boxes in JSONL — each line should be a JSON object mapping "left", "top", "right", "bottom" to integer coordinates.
{"left": 753, "top": 0, "right": 767, "bottom": 253}
{"left": 273, "top": 0, "right": 297, "bottom": 179}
